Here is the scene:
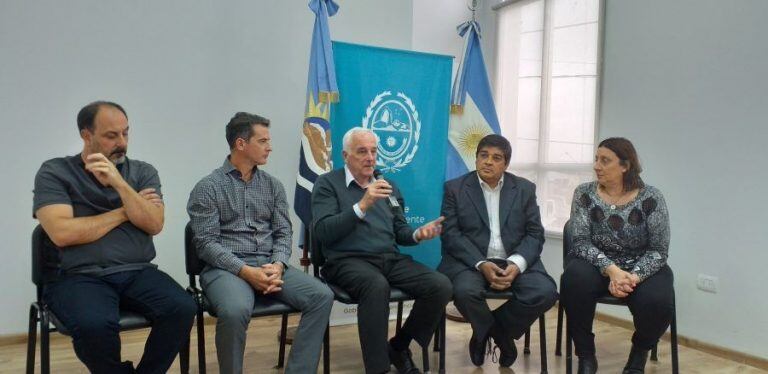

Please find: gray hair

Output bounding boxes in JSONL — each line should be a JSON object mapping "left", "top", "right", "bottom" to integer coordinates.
{"left": 342, "top": 127, "right": 379, "bottom": 152}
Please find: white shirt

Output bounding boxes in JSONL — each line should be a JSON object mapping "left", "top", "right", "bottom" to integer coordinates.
{"left": 345, "top": 166, "right": 420, "bottom": 242}
{"left": 475, "top": 174, "right": 528, "bottom": 272}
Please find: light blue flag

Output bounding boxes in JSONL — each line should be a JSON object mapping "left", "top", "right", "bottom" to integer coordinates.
{"left": 295, "top": 0, "right": 339, "bottom": 228}
{"left": 331, "top": 42, "right": 452, "bottom": 268}
{"left": 446, "top": 21, "right": 501, "bottom": 181}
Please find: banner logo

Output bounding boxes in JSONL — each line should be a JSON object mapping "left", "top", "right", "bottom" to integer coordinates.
{"left": 362, "top": 91, "right": 420, "bottom": 173}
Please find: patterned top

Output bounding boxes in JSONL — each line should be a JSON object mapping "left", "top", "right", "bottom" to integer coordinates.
{"left": 187, "top": 158, "right": 292, "bottom": 275}
{"left": 569, "top": 181, "right": 670, "bottom": 281}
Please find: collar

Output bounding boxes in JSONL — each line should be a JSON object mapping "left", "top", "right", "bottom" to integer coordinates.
{"left": 345, "top": 165, "right": 375, "bottom": 188}
{"left": 221, "top": 156, "right": 258, "bottom": 177}
{"left": 478, "top": 173, "right": 504, "bottom": 191}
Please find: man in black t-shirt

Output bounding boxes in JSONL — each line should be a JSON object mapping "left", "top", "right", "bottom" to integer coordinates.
{"left": 33, "top": 101, "right": 196, "bottom": 374}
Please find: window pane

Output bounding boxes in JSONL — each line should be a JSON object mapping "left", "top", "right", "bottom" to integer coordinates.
{"left": 551, "top": 23, "right": 598, "bottom": 76}
{"left": 546, "top": 76, "right": 596, "bottom": 163}
{"left": 539, "top": 170, "right": 593, "bottom": 232}
{"left": 497, "top": 0, "right": 545, "bottom": 166}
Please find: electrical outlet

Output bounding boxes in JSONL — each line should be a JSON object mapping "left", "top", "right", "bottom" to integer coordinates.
{"left": 696, "top": 274, "right": 718, "bottom": 293}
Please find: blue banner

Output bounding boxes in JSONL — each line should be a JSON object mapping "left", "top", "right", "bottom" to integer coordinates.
{"left": 331, "top": 41, "right": 452, "bottom": 268}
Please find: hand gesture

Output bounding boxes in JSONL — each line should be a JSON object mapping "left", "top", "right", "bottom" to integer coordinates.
{"left": 415, "top": 216, "right": 445, "bottom": 241}
{"left": 605, "top": 265, "right": 637, "bottom": 298}
{"left": 239, "top": 265, "right": 284, "bottom": 295}
{"left": 480, "top": 262, "right": 510, "bottom": 290}
{"left": 359, "top": 179, "right": 393, "bottom": 212}
{"left": 84, "top": 153, "right": 125, "bottom": 187}
{"left": 138, "top": 188, "right": 163, "bottom": 207}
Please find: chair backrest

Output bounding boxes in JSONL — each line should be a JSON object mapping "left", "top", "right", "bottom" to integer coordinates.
{"left": 31, "top": 225, "right": 61, "bottom": 288}
{"left": 562, "top": 219, "right": 574, "bottom": 268}
{"left": 184, "top": 222, "right": 206, "bottom": 276}
{"left": 308, "top": 224, "right": 326, "bottom": 270}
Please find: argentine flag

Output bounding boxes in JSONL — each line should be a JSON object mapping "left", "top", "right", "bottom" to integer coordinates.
{"left": 446, "top": 21, "right": 501, "bottom": 181}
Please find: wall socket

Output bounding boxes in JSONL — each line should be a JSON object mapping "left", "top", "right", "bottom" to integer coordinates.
{"left": 696, "top": 274, "right": 718, "bottom": 293}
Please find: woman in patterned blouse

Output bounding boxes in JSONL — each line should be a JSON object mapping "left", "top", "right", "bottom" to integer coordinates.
{"left": 561, "top": 138, "right": 673, "bottom": 374}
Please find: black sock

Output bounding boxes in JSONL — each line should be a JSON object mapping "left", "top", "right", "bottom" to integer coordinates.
{"left": 389, "top": 333, "right": 412, "bottom": 351}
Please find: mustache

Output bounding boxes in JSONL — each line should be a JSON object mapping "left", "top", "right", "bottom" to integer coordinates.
{"left": 110, "top": 147, "right": 127, "bottom": 156}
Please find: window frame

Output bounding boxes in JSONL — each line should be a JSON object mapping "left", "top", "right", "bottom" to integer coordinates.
{"left": 492, "top": 0, "right": 606, "bottom": 237}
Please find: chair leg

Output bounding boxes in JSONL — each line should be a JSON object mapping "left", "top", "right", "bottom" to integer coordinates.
{"left": 433, "top": 319, "right": 440, "bottom": 352}
{"left": 277, "top": 314, "right": 289, "bottom": 368}
{"left": 196, "top": 308, "right": 207, "bottom": 374}
{"left": 555, "top": 302, "right": 564, "bottom": 356}
{"left": 439, "top": 312, "right": 446, "bottom": 374}
{"left": 539, "top": 315, "right": 548, "bottom": 374}
{"left": 524, "top": 327, "right": 531, "bottom": 354}
{"left": 565, "top": 319, "right": 572, "bottom": 374}
{"left": 651, "top": 343, "right": 658, "bottom": 361}
{"left": 40, "top": 311, "right": 50, "bottom": 374}
{"left": 421, "top": 343, "right": 430, "bottom": 372}
{"left": 671, "top": 306, "right": 679, "bottom": 374}
{"left": 396, "top": 301, "right": 404, "bottom": 332}
{"left": 323, "top": 324, "right": 330, "bottom": 374}
{"left": 179, "top": 335, "right": 190, "bottom": 374}
{"left": 26, "top": 305, "right": 38, "bottom": 374}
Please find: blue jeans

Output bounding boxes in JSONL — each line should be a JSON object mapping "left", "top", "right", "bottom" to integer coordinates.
{"left": 43, "top": 267, "right": 197, "bottom": 374}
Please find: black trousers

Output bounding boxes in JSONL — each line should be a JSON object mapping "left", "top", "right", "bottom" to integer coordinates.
{"left": 452, "top": 267, "right": 558, "bottom": 341}
{"left": 43, "top": 267, "right": 197, "bottom": 374}
{"left": 322, "top": 252, "right": 453, "bottom": 374}
{"left": 560, "top": 259, "right": 674, "bottom": 357}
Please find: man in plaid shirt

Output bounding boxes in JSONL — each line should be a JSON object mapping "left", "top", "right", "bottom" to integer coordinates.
{"left": 187, "top": 112, "right": 333, "bottom": 374}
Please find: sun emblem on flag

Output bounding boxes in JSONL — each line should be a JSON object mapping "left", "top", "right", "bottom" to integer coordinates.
{"left": 456, "top": 124, "right": 491, "bottom": 158}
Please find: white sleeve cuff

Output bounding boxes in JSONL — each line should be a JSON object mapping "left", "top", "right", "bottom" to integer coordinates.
{"left": 412, "top": 230, "right": 420, "bottom": 243}
{"left": 353, "top": 203, "right": 366, "bottom": 219}
{"left": 507, "top": 254, "right": 528, "bottom": 273}
{"left": 475, "top": 260, "right": 487, "bottom": 270}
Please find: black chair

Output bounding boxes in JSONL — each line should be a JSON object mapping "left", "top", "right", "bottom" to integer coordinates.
{"left": 554, "top": 220, "right": 679, "bottom": 374}
{"left": 26, "top": 225, "right": 170, "bottom": 374}
{"left": 184, "top": 222, "right": 307, "bottom": 373}
{"left": 307, "top": 226, "right": 445, "bottom": 374}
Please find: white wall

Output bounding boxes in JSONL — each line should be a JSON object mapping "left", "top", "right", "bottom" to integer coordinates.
{"left": 0, "top": 0, "right": 413, "bottom": 336}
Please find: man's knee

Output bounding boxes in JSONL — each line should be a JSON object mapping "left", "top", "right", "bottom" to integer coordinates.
{"left": 428, "top": 272, "right": 453, "bottom": 303}
{"left": 71, "top": 314, "right": 119, "bottom": 341}
{"left": 357, "top": 275, "right": 391, "bottom": 299}
{"left": 214, "top": 299, "right": 253, "bottom": 326}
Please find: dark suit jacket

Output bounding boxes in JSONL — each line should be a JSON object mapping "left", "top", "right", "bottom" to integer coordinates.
{"left": 437, "top": 171, "right": 546, "bottom": 279}
{"left": 311, "top": 168, "right": 417, "bottom": 259}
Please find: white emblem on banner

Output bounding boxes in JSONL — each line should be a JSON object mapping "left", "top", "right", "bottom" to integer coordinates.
{"left": 362, "top": 91, "right": 420, "bottom": 173}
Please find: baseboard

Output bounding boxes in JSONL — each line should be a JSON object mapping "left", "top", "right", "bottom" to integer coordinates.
{"left": 594, "top": 311, "right": 768, "bottom": 370}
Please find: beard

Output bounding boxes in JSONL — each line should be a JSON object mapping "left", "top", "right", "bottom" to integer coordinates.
{"left": 107, "top": 147, "right": 127, "bottom": 164}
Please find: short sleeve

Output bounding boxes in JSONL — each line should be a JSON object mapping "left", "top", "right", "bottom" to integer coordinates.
{"left": 33, "top": 161, "right": 71, "bottom": 217}
{"left": 137, "top": 162, "right": 162, "bottom": 199}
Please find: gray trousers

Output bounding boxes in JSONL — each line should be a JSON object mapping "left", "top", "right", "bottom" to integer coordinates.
{"left": 201, "top": 264, "right": 334, "bottom": 374}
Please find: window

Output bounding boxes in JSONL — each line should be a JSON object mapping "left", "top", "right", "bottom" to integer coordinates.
{"left": 494, "top": 0, "right": 603, "bottom": 234}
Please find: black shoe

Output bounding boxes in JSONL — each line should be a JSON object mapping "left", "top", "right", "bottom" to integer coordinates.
{"left": 388, "top": 343, "right": 421, "bottom": 374}
{"left": 577, "top": 355, "right": 598, "bottom": 374}
{"left": 489, "top": 331, "right": 518, "bottom": 367}
{"left": 468, "top": 332, "right": 488, "bottom": 366}
{"left": 622, "top": 347, "right": 649, "bottom": 374}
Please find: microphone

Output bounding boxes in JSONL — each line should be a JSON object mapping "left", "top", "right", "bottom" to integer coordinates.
{"left": 373, "top": 169, "right": 401, "bottom": 210}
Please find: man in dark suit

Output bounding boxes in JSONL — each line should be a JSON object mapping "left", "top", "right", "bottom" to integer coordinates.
{"left": 312, "top": 127, "right": 452, "bottom": 374}
{"left": 438, "top": 134, "right": 557, "bottom": 367}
